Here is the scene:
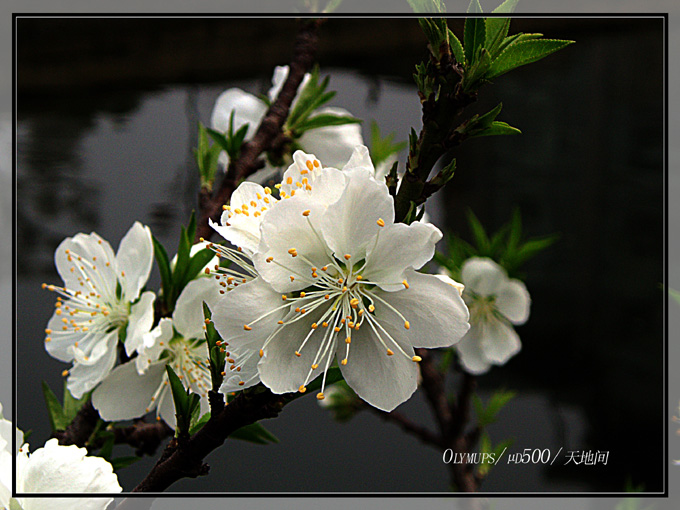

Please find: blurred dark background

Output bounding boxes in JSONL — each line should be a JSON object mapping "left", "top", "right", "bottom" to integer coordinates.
{"left": 16, "top": 17, "right": 664, "bottom": 492}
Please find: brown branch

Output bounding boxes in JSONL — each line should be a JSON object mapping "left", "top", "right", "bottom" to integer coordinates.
{"left": 195, "top": 18, "right": 324, "bottom": 242}
{"left": 132, "top": 387, "right": 291, "bottom": 492}
{"left": 112, "top": 420, "right": 173, "bottom": 457}
{"left": 54, "top": 400, "right": 99, "bottom": 447}
{"left": 415, "top": 348, "right": 453, "bottom": 441}
{"left": 368, "top": 406, "right": 443, "bottom": 449}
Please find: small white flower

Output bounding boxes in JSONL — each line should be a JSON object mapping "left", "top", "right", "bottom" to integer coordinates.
{"left": 92, "top": 277, "right": 222, "bottom": 429}
{"left": 211, "top": 65, "right": 363, "bottom": 177}
{"left": 454, "top": 257, "right": 531, "bottom": 374}
{"left": 212, "top": 154, "right": 470, "bottom": 412}
{"left": 1, "top": 404, "right": 121, "bottom": 510}
{"left": 43, "top": 222, "right": 155, "bottom": 398}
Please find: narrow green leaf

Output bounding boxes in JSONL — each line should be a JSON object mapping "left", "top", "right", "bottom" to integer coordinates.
{"left": 448, "top": 29, "right": 466, "bottom": 66}
{"left": 230, "top": 422, "right": 279, "bottom": 445}
{"left": 467, "top": 121, "right": 522, "bottom": 139}
{"left": 41, "top": 381, "right": 67, "bottom": 431}
{"left": 669, "top": 288, "right": 680, "bottom": 307}
{"left": 492, "top": 0, "right": 519, "bottom": 13}
{"left": 466, "top": 0, "right": 483, "bottom": 13}
{"left": 476, "top": 103, "right": 503, "bottom": 128}
{"left": 183, "top": 248, "right": 217, "bottom": 286}
{"left": 62, "top": 381, "right": 89, "bottom": 423}
{"left": 152, "top": 235, "right": 173, "bottom": 309}
{"left": 487, "top": 39, "right": 574, "bottom": 80}
{"left": 295, "top": 113, "right": 361, "bottom": 134}
{"left": 206, "top": 128, "right": 231, "bottom": 154}
{"left": 166, "top": 365, "right": 188, "bottom": 426}
{"left": 98, "top": 432, "right": 115, "bottom": 460}
{"left": 189, "top": 412, "right": 211, "bottom": 436}
{"left": 10, "top": 499, "right": 24, "bottom": 510}
{"left": 111, "top": 456, "right": 142, "bottom": 471}
{"left": 186, "top": 211, "right": 197, "bottom": 248}
{"left": 464, "top": 16, "right": 486, "bottom": 66}
{"left": 172, "top": 226, "right": 191, "bottom": 289}
{"left": 485, "top": 17, "right": 511, "bottom": 58}
{"left": 507, "top": 208, "right": 522, "bottom": 253}
{"left": 466, "top": 209, "right": 490, "bottom": 252}
{"left": 514, "top": 235, "right": 559, "bottom": 265}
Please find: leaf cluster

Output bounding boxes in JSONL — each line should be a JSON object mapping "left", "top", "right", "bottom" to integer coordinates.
{"left": 195, "top": 115, "right": 250, "bottom": 191}
{"left": 435, "top": 208, "right": 558, "bottom": 279}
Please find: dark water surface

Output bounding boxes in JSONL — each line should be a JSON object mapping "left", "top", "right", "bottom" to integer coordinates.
{"left": 16, "top": 17, "right": 664, "bottom": 492}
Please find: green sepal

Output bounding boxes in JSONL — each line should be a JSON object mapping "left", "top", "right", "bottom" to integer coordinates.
{"left": 230, "top": 422, "right": 279, "bottom": 445}
{"left": 487, "top": 39, "right": 574, "bottom": 80}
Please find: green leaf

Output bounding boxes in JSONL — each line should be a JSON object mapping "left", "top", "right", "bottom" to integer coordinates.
{"left": 473, "top": 389, "right": 516, "bottom": 427}
{"left": 464, "top": 16, "right": 486, "bottom": 66}
{"left": 186, "top": 211, "right": 197, "bottom": 247}
{"left": 295, "top": 113, "right": 361, "bottom": 134}
{"left": 10, "top": 498, "right": 23, "bottom": 510}
{"left": 111, "top": 456, "right": 142, "bottom": 471}
{"left": 98, "top": 431, "right": 115, "bottom": 460}
{"left": 369, "top": 121, "right": 407, "bottom": 168}
{"left": 669, "top": 288, "right": 680, "bottom": 307}
{"left": 230, "top": 422, "right": 279, "bottom": 445}
{"left": 203, "top": 301, "right": 226, "bottom": 390}
{"left": 206, "top": 127, "right": 231, "bottom": 154}
{"left": 41, "top": 381, "right": 67, "bottom": 431}
{"left": 152, "top": 235, "right": 173, "bottom": 310}
{"left": 485, "top": 17, "right": 511, "bottom": 58}
{"left": 62, "top": 381, "right": 89, "bottom": 424}
{"left": 487, "top": 39, "right": 574, "bottom": 80}
{"left": 448, "top": 29, "right": 466, "bottom": 66}
{"left": 467, "top": 121, "right": 522, "bottom": 139}
{"left": 513, "top": 235, "right": 559, "bottom": 265}
{"left": 166, "top": 365, "right": 190, "bottom": 433}
{"left": 466, "top": 0, "right": 482, "bottom": 13}
{"left": 407, "top": 0, "right": 446, "bottom": 12}
{"left": 172, "top": 226, "right": 191, "bottom": 289}
{"left": 466, "top": 209, "right": 490, "bottom": 252}
{"left": 184, "top": 248, "right": 216, "bottom": 284}
{"left": 189, "top": 412, "right": 211, "bottom": 436}
{"left": 492, "top": 0, "right": 519, "bottom": 13}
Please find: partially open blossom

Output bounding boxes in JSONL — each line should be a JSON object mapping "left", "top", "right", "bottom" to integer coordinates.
{"left": 92, "top": 277, "right": 222, "bottom": 428}
{"left": 42, "top": 222, "right": 155, "bottom": 398}
{"left": 211, "top": 65, "right": 363, "bottom": 177}
{"left": 1, "top": 403, "right": 121, "bottom": 510}
{"left": 212, "top": 151, "right": 469, "bottom": 412}
{"left": 454, "top": 257, "right": 531, "bottom": 374}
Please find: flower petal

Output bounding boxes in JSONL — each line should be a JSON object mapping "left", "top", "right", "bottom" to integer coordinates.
{"left": 17, "top": 439, "right": 121, "bottom": 506}
{"left": 173, "top": 278, "right": 221, "bottom": 340}
{"left": 157, "top": 386, "right": 177, "bottom": 430}
{"left": 124, "top": 290, "right": 156, "bottom": 356}
{"left": 364, "top": 221, "right": 442, "bottom": 291}
{"left": 495, "top": 279, "right": 531, "bottom": 325}
{"left": 320, "top": 167, "right": 394, "bottom": 261}
{"left": 136, "top": 318, "right": 173, "bottom": 374}
{"left": 116, "top": 222, "right": 153, "bottom": 301}
{"left": 253, "top": 198, "right": 331, "bottom": 293}
{"left": 219, "top": 347, "right": 261, "bottom": 393}
{"left": 461, "top": 257, "right": 507, "bottom": 297}
{"left": 258, "top": 305, "right": 331, "bottom": 395}
{"left": 0, "top": 450, "right": 11, "bottom": 509}
{"left": 338, "top": 319, "right": 417, "bottom": 412}
{"left": 91, "top": 360, "right": 166, "bottom": 422}
{"left": 371, "top": 270, "right": 470, "bottom": 349}
{"left": 267, "top": 65, "right": 311, "bottom": 107}
{"left": 214, "top": 181, "right": 270, "bottom": 254}
{"left": 54, "top": 232, "right": 118, "bottom": 294}
{"left": 212, "top": 277, "right": 287, "bottom": 353}
{"left": 479, "top": 317, "right": 522, "bottom": 364}
{"left": 211, "top": 88, "right": 267, "bottom": 140}
{"left": 66, "top": 331, "right": 118, "bottom": 399}
{"left": 298, "top": 107, "right": 364, "bottom": 169}
{"left": 455, "top": 327, "right": 492, "bottom": 375}
{"left": 341, "top": 144, "right": 375, "bottom": 175}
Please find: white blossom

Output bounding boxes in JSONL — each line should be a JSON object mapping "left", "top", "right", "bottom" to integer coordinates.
{"left": 43, "top": 222, "right": 155, "bottom": 398}
{"left": 212, "top": 151, "right": 469, "bottom": 412}
{"left": 1, "top": 403, "right": 121, "bottom": 510}
{"left": 454, "top": 257, "right": 531, "bottom": 374}
{"left": 210, "top": 65, "right": 363, "bottom": 178}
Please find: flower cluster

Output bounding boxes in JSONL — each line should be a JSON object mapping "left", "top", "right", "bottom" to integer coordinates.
{"left": 1, "top": 403, "right": 121, "bottom": 509}
{"left": 209, "top": 146, "right": 470, "bottom": 411}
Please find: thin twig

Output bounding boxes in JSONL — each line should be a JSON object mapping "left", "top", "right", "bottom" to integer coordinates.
{"left": 369, "top": 406, "right": 443, "bottom": 448}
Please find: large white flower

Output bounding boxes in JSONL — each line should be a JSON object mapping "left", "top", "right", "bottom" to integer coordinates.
{"left": 212, "top": 160, "right": 470, "bottom": 412}
{"left": 1, "top": 404, "right": 121, "bottom": 510}
{"left": 454, "top": 257, "right": 531, "bottom": 374}
{"left": 92, "top": 277, "right": 223, "bottom": 429}
{"left": 43, "top": 222, "right": 155, "bottom": 398}
{"left": 210, "top": 65, "right": 363, "bottom": 177}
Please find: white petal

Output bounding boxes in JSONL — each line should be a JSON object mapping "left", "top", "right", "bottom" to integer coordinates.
{"left": 455, "top": 327, "right": 492, "bottom": 375}
{"left": 257, "top": 305, "right": 330, "bottom": 394}
{"left": 216, "top": 181, "right": 270, "bottom": 254}
{"left": 461, "top": 257, "right": 507, "bottom": 296}
{"left": 211, "top": 277, "right": 287, "bottom": 352}
{"left": 219, "top": 348, "right": 261, "bottom": 393}
{"left": 363, "top": 221, "right": 442, "bottom": 291}
{"left": 211, "top": 88, "right": 266, "bottom": 140}
{"left": 124, "top": 291, "right": 156, "bottom": 356}
{"left": 157, "top": 386, "right": 177, "bottom": 430}
{"left": 136, "top": 318, "right": 173, "bottom": 373}
{"left": 338, "top": 319, "right": 417, "bottom": 412}
{"left": 298, "top": 108, "right": 364, "bottom": 169}
{"left": 54, "top": 232, "right": 118, "bottom": 294}
{"left": 320, "top": 167, "right": 395, "bottom": 261}
{"left": 0, "top": 450, "right": 11, "bottom": 509}
{"left": 173, "top": 278, "right": 221, "bottom": 340}
{"left": 253, "top": 198, "right": 331, "bottom": 293}
{"left": 45, "top": 310, "right": 81, "bottom": 362}
{"left": 495, "top": 279, "right": 531, "bottom": 325}
{"left": 372, "top": 271, "right": 470, "bottom": 349}
{"left": 66, "top": 331, "right": 118, "bottom": 399}
{"left": 116, "top": 222, "right": 154, "bottom": 301}
{"left": 280, "top": 152, "right": 346, "bottom": 205}
{"left": 434, "top": 273, "right": 465, "bottom": 296}
{"left": 341, "top": 144, "right": 375, "bottom": 175}
{"left": 479, "top": 317, "right": 522, "bottom": 364}
{"left": 18, "top": 439, "right": 121, "bottom": 504}
{"left": 91, "top": 360, "right": 166, "bottom": 422}
{"left": 267, "top": 65, "right": 311, "bottom": 107}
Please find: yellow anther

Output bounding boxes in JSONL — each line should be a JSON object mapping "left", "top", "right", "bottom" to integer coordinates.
{"left": 311, "top": 323, "right": 318, "bottom": 329}
{"left": 344, "top": 254, "right": 351, "bottom": 260}
{"left": 295, "top": 351, "right": 301, "bottom": 357}
{"left": 350, "top": 298, "right": 359, "bottom": 308}
{"left": 242, "top": 204, "right": 249, "bottom": 211}
{"left": 312, "top": 272, "right": 318, "bottom": 278}
{"left": 322, "top": 266, "right": 328, "bottom": 271}
{"left": 243, "top": 324, "right": 252, "bottom": 331}
{"left": 45, "top": 329, "right": 52, "bottom": 334}
{"left": 299, "top": 385, "right": 307, "bottom": 393}
{"left": 290, "top": 189, "right": 296, "bottom": 196}
{"left": 316, "top": 392, "right": 325, "bottom": 400}
{"left": 377, "top": 218, "right": 385, "bottom": 227}
{"left": 275, "top": 183, "right": 282, "bottom": 189}
{"left": 342, "top": 286, "right": 348, "bottom": 293}
{"left": 306, "top": 160, "right": 314, "bottom": 171}
{"left": 300, "top": 292, "right": 306, "bottom": 297}
{"left": 302, "top": 210, "right": 311, "bottom": 217}
{"left": 300, "top": 169, "right": 308, "bottom": 175}
{"left": 286, "top": 176, "right": 293, "bottom": 185}
{"left": 313, "top": 159, "right": 320, "bottom": 167}
{"left": 345, "top": 337, "right": 351, "bottom": 344}
{"left": 312, "top": 364, "right": 319, "bottom": 370}
{"left": 266, "top": 256, "right": 274, "bottom": 263}
{"left": 338, "top": 278, "right": 344, "bottom": 284}
{"left": 356, "top": 275, "right": 363, "bottom": 280}
{"left": 61, "top": 370, "right": 69, "bottom": 377}
{"left": 322, "top": 322, "right": 329, "bottom": 328}
{"left": 282, "top": 295, "right": 288, "bottom": 301}
{"left": 402, "top": 279, "right": 409, "bottom": 289}
{"left": 358, "top": 309, "right": 364, "bottom": 316}
{"left": 238, "top": 381, "right": 245, "bottom": 386}
{"left": 290, "top": 276, "right": 295, "bottom": 282}
{"left": 341, "top": 359, "right": 348, "bottom": 366}
{"left": 278, "top": 320, "right": 284, "bottom": 324}
{"left": 45, "top": 337, "right": 52, "bottom": 342}
{"left": 295, "top": 307, "right": 301, "bottom": 313}
{"left": 300, "top": 308, "right": 306, "bottom": 314}
{"left": 386, "top": 349, "right": 394, "bottom": 356}
{"left": 334, "top": 326, "right": 341, "bottom": 332}
{"left": 324, "top": 294, "right": 330, "bottom": 300}
{"left": 404, "top": 321, "right": 411, "bottom": 330}
{"left": 265, "top": 187, "right": 272, "bottom": 194}
{"left": 412, "top": 355, "right": 422, "bottom": 363}
{"left": 250, "top": 200, "right": 257, "bottom": 207}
